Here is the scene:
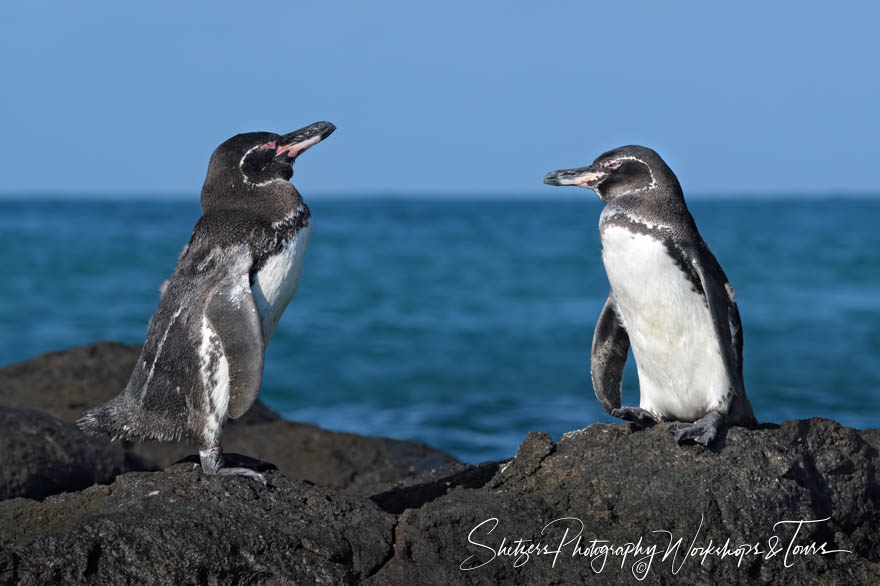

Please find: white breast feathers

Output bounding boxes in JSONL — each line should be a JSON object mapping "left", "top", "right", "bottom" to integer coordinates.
{"left": 252, "top": 224, "right": 312, "bottom": 343}
{"left": 600, "top": 225, "right": 729, "bottom": 421}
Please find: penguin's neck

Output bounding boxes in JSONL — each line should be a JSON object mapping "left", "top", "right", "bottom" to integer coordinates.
{"left": 201, "top": 183, "right": 304, "bottom": 223}
{"left": 602, "top": 187, "right": 696, "bottom": 238}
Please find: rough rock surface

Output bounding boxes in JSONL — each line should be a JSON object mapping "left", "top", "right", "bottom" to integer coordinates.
{"left": 366, "top": 423, "right": 880, "bottom": 585}
{"left": 0, "top": 342, "right": 458, "bottom": 493}
{"left": 0, "top": 407, "right": 147, "bottom": 501}
{"left": 1, "top": 344, "right": 879, "bottom": 584}
{"left": 0, "top": 463, "right": 396, "bottom": 585}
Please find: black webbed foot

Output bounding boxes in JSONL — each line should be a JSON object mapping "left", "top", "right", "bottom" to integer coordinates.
{"left": 667, "top": 411, "right": 724, "bottom": 446}
{"left": 611, "top": 406, "right": 658, "bottom": 428}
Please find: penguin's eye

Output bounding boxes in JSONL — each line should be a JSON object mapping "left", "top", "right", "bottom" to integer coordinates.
{"left": 239, "top": 144, "right": 281, "bottom": 184}
{"left": 245, "top": 145, "right": 277, "bottom": 166}
{"left": 600, "top": 160, "right": 622, "bottom": 170}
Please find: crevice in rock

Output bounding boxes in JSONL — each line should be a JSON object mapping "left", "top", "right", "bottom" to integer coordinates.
{"left": 781, "top": 449, "right": 836, "bottom": 548}
{"left": 491, "top": 433, "right": 556, "bottom": 489}
{"left": 531, "top": 442, "right": 557, "bottom": 475}
{"left": 369, "top": 461, "right": 499, "bottom": 515}
{"left": 364, "top": 518, "right": 399, "bottom": 580}
{"left": 83, "top": 542, "right": 102, "bottom": 578}
{"left": 0, "top": 547, "right": 20, "bottom": 586}
{"left": 338, "top": 535, "right": 355, "bottom": 573}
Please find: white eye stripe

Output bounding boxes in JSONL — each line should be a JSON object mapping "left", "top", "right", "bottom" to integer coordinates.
{"left": 239, "top": 143, "right": 286, "bottom": 187}
{"left": 238, "top": 144, "right": 262, "bottom": 172}
{"left": 604, "top": 156, "right": 656, "bottom": 189}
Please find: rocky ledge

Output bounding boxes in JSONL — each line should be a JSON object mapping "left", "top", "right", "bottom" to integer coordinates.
{"left": 0, "top": 343, "right": 878, "bottom": 584}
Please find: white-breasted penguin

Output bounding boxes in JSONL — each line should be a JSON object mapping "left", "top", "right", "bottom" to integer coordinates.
{"left": 544, "top": 145, "right": 757, "bottom": 445}
{"left": 79, "top": 121, "right": 336, "bottom": 483}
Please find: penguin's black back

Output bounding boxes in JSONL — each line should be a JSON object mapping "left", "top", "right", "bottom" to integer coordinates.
{"left": 78, "top": 205, "right": 310, "bottom": 444}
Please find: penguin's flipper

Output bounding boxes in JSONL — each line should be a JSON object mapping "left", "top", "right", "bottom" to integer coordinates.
{"left": 690, "top": 247, "right": 757, "bottom": 427}
{"left": 590, "top": 293, "right": 630, "bottom": 415}
{"left": 205, "top": 275, "right": 265, "bottom": 420}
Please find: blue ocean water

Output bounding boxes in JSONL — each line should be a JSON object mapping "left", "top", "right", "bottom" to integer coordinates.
{"left": 1, "top": 197, "right": 878, "bottom": 462}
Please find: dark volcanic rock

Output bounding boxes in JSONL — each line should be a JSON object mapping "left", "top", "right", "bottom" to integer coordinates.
{"left": 366, "top": 421, "right": 880, "bottom": 585}
{"left": 2, "top": 343, "right": 879, "bottom": 584}
{"left": 4, "top": 414, "right": 876, "bottom": 585}
{"left": 0, "top": 342, "right": 139, "bottom": 423}
{"left": 0, "top": 342, "right": 458, "bottom": 494}
{"left": 0, "top": 463, "right": 396, "bottom": 585}
{"left": 0, "top": 408, "right": 149, "bottom": 501}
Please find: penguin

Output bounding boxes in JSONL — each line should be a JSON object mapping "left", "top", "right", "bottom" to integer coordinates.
{"left": 78, "top": 121, "right": 336, "bottom": 483}
{"left": 544, "top": 145, "right": 757, "bottom": 445}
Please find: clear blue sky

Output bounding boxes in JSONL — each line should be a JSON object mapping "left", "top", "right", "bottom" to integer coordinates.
{"left": 1, "top": 1, "right": 878, "bottom": 195}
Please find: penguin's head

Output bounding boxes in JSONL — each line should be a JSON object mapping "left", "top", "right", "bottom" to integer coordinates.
{"left": 543, "top": 145, "right": 677, "bottom": 202}
{"left": 201, "top": 121, "right": 335, "bottom": 210}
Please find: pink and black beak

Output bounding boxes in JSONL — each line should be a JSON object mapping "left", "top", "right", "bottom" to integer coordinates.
{"left": 543, "top": 164, "right": 607, "bottom": 188}
{"left": 275, "top": 121, "right": 336, "bottom": 161}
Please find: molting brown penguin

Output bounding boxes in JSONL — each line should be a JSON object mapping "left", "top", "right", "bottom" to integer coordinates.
{"left": 79, "top": 121, "right": 336, "bottom": 483}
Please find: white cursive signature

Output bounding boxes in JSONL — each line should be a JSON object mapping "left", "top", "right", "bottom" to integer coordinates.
{"left": 459, "top": 515, "right": 851, "bottom": 579}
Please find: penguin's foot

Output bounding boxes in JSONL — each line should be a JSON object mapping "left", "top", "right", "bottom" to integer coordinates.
{"left": 667, "top": 412, "right": 724, "bottom": 446}
{"left": 215, "top": 466, "right": 267, "bottom": 485}
{"left": 611, "top": 406, "right": 658, "bottom": 428}
{"left": 199, "top": 448, "right": 267, "bottom": 486}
